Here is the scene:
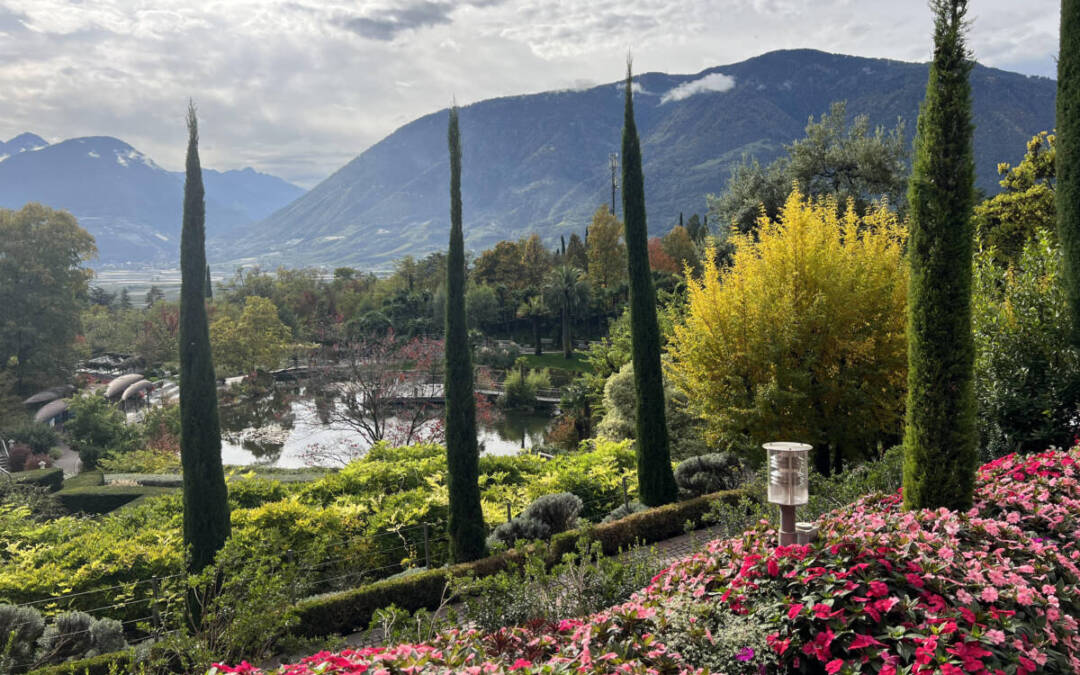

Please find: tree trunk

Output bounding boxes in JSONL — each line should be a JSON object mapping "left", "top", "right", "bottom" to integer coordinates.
{"left": 533, "top": 317, "right": 542, "bottom": 355}
{"left": 562, "top": 304, "right": 571, "bottom": 359}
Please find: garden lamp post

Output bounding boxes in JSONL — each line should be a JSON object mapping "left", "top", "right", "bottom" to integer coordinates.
{"left": 765, "top": 442, "right": 811, "bottom": 546}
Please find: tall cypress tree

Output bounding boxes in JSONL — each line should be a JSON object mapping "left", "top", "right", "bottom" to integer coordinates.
{"left": 1059, "top": 0, "right": 1080, "bottom": 345}
{"left": 445, "top": 106, "right": 486, "bottom": 561}
{"left": 179, "top": 102, "right": 230, "bottom": 578}
{"left": 622, "top": 62, "right": 677, "bottom": 506}
{"left": 903, "top": 0, "right": 978, "bottom": 511}
{"left": 205, "top": 264, "right": 213, "bottom": 300}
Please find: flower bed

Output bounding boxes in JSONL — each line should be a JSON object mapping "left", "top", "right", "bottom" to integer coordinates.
{"left": 211, "top": 447, "right": 1080, "bottom": 674}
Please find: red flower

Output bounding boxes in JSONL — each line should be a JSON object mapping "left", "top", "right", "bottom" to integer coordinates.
{"left": 848, "top": 633, "right": 884, "bottom": 650}
{"left": 825, "top": 658, "right": 844, "bottom": 674}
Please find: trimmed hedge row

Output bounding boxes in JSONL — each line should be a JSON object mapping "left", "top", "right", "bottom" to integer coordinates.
{"left": 294, "top": 488, "right": 745, "bottom": 637}
{"left": 26, "top": 488, "right": 748, "bottom": 673}
{"left": 13, "top": 467, "right": 64, "bottom": 492}
{"left": 26, "top": 650, "right": 135, "bottom": 675}
{"left": 57, "top": 485, "right": 177, "bottom": 514}
{"left": 61, "top": 470, "right": 105, "bottom": 489}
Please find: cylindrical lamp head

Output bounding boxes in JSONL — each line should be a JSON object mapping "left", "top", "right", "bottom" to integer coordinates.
{"left": 765, "top": 441, "right": 811, "bottom": 506}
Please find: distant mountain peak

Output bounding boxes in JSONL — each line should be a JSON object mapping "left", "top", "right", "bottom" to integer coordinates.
{"left": 0, "top": 132, "right": 49, "bottom": 160}
{"left": 0, "top": 133, "right": 304, "bottom": 264}
{"left": 225, "top": 49, "right": 1055, "bottom": 269}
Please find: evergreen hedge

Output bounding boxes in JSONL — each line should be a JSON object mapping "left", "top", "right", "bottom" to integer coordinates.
{"left": 13, "top": 467, "right": 64, "bottom": 492}
{"left": 903, "top": 0, "right": 978, "bottom": 511}
{"left": 293, "top": 487, "right": 745, "bottom": 637}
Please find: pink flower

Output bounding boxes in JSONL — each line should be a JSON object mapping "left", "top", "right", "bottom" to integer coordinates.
{"left": 980, "top": 586, "right": 999, "bottom": 603}
{"left": 825, "top": 658, "right": 844, "bottom": 674}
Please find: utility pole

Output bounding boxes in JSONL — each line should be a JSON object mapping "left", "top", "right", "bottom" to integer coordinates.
{"left": 609, "top": 153, "right": 619, "bottom": 216}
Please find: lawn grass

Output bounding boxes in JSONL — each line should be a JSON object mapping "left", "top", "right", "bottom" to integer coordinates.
{"left": 519, "top": 352, "right": 593, "bottom": 373}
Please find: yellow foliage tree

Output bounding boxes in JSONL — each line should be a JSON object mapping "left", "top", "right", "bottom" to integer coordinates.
{"left": 210, "top": 296, "right": 293, "bottom": 375}
{"left": 666, "top": 189, "right": 908, "bottom": 475}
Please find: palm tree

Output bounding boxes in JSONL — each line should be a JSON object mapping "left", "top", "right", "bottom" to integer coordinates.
{"left": 516, "top": 293, "right": 547, "bottom": 356}
{"left": 544, "top": 265, "right": 590, "bottom": 359}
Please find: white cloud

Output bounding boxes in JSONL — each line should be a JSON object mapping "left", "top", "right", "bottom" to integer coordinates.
{"left": 0, "top": 0, "right": 1060, "bottom": 187}
{"left": 660, "top": 72, "right": 736, "bottom": 103}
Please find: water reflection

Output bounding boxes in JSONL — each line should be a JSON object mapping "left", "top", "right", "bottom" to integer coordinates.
{"left": 218, "top": 385, "right": 554, "bottom": 468}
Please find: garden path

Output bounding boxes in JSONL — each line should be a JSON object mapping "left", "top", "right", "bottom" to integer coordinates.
{"left": 52, "top": 441, "right": 80, "bottom": 477}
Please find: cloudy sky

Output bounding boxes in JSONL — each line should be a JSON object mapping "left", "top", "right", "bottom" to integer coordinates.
{"left": 0, "top": 0, "right": 1060, "bottom": 188}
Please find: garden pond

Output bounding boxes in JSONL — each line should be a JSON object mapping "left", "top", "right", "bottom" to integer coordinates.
{"left": 217, "top": 385, "right": 553, "bottom": 468}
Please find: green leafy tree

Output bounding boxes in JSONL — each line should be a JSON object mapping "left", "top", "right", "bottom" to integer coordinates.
{"left": 903, "top": 0, "right": 978, "bottom": 512}
{"left": 586, "top": 206, "right": 628, "bottom": 290}
{"left": 144, "top": 285, "right": 165, "bottom": 308}
{"left": 444, "top": 106, "right": 486, "bottom": 562}
{"left": 709, "top": 100, "right": 908, "bottom": 237}
{"left": 973, "top": 230, "right": 1080, "bottom": 457}
{"left": 661, "top": 226, "right": 699, "bottom": 275}
{"left": 975, "top": 131, "right": 1056, "bottom": 266}
{"left": 1059, "top": 0, "right": 1080, "bottom": 345}
{"left": 465, "top": 284, "right": 500, "bottom": 331}
{"left": 118, "top": 288, "right": 132, "bottom": 310}
{"left": 210, "top": 295, "right": 293, "bottom": 375}
{"left": 565, "top": 233, "right": 588, "bottom": 271}
{"left": 65, "top": 393, "right": 137, "bottom": 469}
{"left": 543, "top": 265, "right": 590, "bottom": 359}
{"left": 0, "top": 204, "right": 96, "bottom": 394}
{"left": 622, "top": 62, "right": 677, "bottom": 506}
{"left": 178, "top": 103, "right": 230, "bottom": 582}
{"left": 516, "top": 294, "right": 548, "bottom": 356}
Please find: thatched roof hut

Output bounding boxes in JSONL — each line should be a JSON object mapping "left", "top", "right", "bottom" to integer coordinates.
{"left": 105, "top": 373, "right": 143, "bottom": 399}
{"left": 121, "top": 379, "right": 154, "bottom": 401}
{"left": 33, "top": 399, "right": 68, "bottom": 423}
{"left": 23, "top": 384, "right": 75, "bottom": 406}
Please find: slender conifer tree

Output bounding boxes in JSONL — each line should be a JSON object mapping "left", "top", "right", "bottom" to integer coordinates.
{"left": 179, "top": 102, "right": 230, "bottom": 581}
{"left": 903, "top": 0, "right": 978, "bottom": 511}
{"left": 622, "top": 61, "right": 677, "bottom": 506}
{"left": 445, "top": 106, "right": 486, "bottom": 561}
{"left": 205, "top": 264, "right": 213, "bottom": 299}
{"left": 1059, "top": 0, "right": 1080, "bottom": 344}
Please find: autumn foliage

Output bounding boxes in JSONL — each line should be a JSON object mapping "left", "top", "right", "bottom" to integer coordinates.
{"left": 667, "top": 189, "right": 908, "bottom": 474}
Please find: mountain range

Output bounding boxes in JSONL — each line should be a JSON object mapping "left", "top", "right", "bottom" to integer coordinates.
{"left": 221, "top": 49, "right": 1056, "bottom": 270}
{"left": 0, "top": 134, "right": 304, "bottom": 264}
{"left": 0, "top": 49, "right": 1057, "bottom": 268}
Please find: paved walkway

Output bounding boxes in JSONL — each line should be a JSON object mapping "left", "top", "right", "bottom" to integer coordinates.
{"left": 53, "top": 441, "right": 80, "bottom": 477}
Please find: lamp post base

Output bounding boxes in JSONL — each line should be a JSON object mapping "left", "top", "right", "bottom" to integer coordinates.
{"left": 779, "top": 504, "right": 796, "bottom": 546}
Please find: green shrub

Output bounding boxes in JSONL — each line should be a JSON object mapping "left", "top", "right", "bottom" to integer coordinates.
{"left": 24, "top": 650, "right": 134, "bottom": 675}
{"left": 65, "top": 395, "right": 136, "bottom": 471}
{"left": 521, "top": 492, "right": 581, "bottom": 532}
{"left": 35, "top": 611, "right": 116, "bottom": 666}
{"left": 0, "top": 482, "right": 65, "bottom": 521}
{"left": 488, "top": 516, "right": 550, "bottom": 548}
{"left": 10, "top": 422, "right": 59, "bottom": 455}
{"left": 56, "top": 486, "right": 175, "bottom": 515}
{"left": 454, "top": 538, "right": 656, "bottom": 633}
{"left": 227, "top": 476, "right": 289, "bottom": 509}
{"left": 13, "top": 467, "right": 64, "bottom": 492}
{"left": 98, "top": 448, "right": 180, "bottom": 474}
{"left": 973, "top": 230, "right": 1080, "bottom": 458}
{"left": 673, "top": 452, "right": 745, "bottom": 497}
{"left": 0, "top": 603, "right": 45, "bottom": 672}
{"left": 293, "top": 488, "right": 746, "bottom": 637}
{"left": 61, "top": 471, "right": 103, "bottom": 489}
{"left": 602, "top": 500, "right": 646, "bottom": 522}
